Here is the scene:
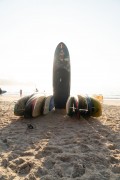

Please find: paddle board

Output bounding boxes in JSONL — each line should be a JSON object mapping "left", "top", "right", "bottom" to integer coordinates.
{"left": 78, "top": 95, "right": 87, "bottom": 109}
{"left": 85, "top": 96, "right": 93, "bottom": 116}
{"left": 43, "top": 95, "right": 54, "bottom": 115}
{"left": 24, "top": 93, "right": 41, "bottom": 118}
{"left": 66, "top": 96, "right": 78, "bottom": 116}
{"left": 90, "top": 97, "right": 102, "bottom": 117}
{"left": 14, "top": 95, "right": 30, "bottom": 116}
{"left": 32, "top": 96, "right": 45, "bottom": 117}
{"left": 53, "top": 42, "right": 71, "bottom": 109}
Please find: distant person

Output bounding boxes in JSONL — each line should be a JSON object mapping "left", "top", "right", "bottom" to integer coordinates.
{"left": 0, "top": 88, "right": 2, "bottom": 94}
{"left": 36, "top": 88, "right": 38, "bottom": 92}
{"left": 20, "top": 89, "right": 22, "bottom": 97}
{"left": 43, "top": 90, "right": 46, "bottom": 95}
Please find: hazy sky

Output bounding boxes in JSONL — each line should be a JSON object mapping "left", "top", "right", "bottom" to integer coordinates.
{"left": 0, "top": 0, "right": 120, "bottom": 94}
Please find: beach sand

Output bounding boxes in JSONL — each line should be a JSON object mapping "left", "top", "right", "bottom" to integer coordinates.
{"left": 0, "top": 95, "right": 120, "bottom": 180}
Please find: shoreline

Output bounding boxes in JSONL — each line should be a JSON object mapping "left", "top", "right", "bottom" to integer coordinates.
{"left": 1, "top": 94, "right": 120, "bottom": 105}
{"left": 103, "top": 99, "right": 120, "bottom": 106}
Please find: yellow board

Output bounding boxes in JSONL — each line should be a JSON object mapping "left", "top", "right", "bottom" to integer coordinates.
{"left": 91, "top": 97, "right": 102, "bottom": 117}
{"left": 92, "top": 94, "right": 103, "bottom": 103}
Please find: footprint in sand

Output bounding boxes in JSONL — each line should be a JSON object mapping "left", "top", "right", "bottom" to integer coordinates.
{"left": 1, "top": 158, "right": 8, "bottom": 168}
{"left": 110, "top": 155, "right": 119, "bottom": 164}
{"left": 40, "top": 175, "right": 56, "bottom": 180}
{"left": 35, "top": 146, "right": 63, "bottom": 159}
{"left": 56, "top": 153, "right": 76, "bottom": 162}
{"left": 9, "top": 161, "right": 18, "bottom": 171}
{"left": 53, "top": 162, "right": 85, "bottom": 178}
{"left": 35, "top": 167, "right": 48, "bottom": 177}
{"left": 72, "top": 163, "right": 85, "bottom": 178}
{"left": 13, "top": 157, "right": 25, "bottom": 165}
{"left": 20, "top": 150, "right": 35, "bottom": 157}
{"left": 54, "top": 165, "right": 63, "bottom": 177}
{"left": 43, "top": 157, "right": 56, "bottom": 169}
{"left": 23, "top": 173, "right": 36, "bottom": 180}
{"left": 99, "top": 171, "right": 110, "bottom": 179}
{"left": 80, "top": 143, "right": 92, "bottom": 152}
{"left": 107, "top": 143, "right": 116, "bottom": 150}
{"left": 111, "top": 164, "right": 120, "bottom": 174}
{"left": 17, "top": 161, "right": 34, "bottom": 175}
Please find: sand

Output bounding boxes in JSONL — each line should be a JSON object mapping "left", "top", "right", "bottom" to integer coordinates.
{"left": 0, "top": 95, "right": 120, "bottom": 180}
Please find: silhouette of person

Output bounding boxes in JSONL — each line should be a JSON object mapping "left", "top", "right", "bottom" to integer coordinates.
{"left": 36, "top": 88, "right": 38, "bottom": 92}
{"left": 20, "top": 89, "right": 22, "bottom": 97}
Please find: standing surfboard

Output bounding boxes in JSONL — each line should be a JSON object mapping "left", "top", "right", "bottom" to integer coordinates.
{"left": 53, "top": 42, "right": 71, "bottom": 108}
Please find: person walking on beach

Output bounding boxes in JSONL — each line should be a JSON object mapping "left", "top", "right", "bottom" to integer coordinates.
{"left": 0, "top": 88, "right": 2, "bottom": 94}
{"left": 20, "top": 89, "right": 22, "bottom": 97}
{"left": 36, "top": 88, "right": 38, "bottom": 92}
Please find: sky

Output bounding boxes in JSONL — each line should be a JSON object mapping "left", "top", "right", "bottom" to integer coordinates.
{"left": 0, "top": 0, "right": 120, "bottom": 94}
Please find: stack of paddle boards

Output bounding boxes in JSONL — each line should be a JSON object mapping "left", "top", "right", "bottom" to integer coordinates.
{"left": 14, "top": 93, "right": 55, "bottom": 118}
{"left": 66, "top": 95, "right": 102, "bottom": 117}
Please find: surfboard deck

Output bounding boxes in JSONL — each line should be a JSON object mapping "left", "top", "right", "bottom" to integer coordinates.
{"left": 53, "top": 42, "right": 71, "bottom": 109}
{"left": 43, "top": 95, "right": 55, "bottom": 115}
{"left": 66, "top": 96, "right": 78, "bottom": 116}
{"left": 24, "top": 94, "right": 41, "bottom": 118}
{"left": 14, "top": 95, "right": 30, "bottom": 116}
{"left": 32, "top": 96, "right": 45, "bottom": 117}
{"left": 90, "top": 97, "right": 102, "bottom": 117}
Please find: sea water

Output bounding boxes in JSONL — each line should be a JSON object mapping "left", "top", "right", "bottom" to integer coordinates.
{"left": 1, "top": 84, "right": 120, "bottom": 100}
{"left": 0, "top": 84, "right": 51, "bottom": 97}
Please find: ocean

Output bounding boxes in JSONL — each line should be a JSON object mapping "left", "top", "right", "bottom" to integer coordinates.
{"left": 1, "top": 84, "right": 120, "bottom": 100}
